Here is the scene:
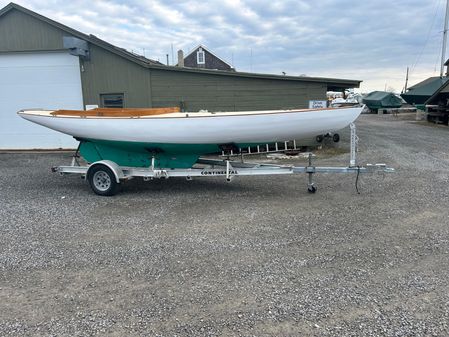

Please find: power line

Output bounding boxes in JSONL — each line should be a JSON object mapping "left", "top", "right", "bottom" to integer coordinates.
{"left": 409, "top": 0, "right": 442, "bottom": 76}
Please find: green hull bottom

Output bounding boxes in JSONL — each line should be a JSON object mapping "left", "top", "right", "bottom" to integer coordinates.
{"left": 79, "top": 139, "right": 256, "bottom": 168}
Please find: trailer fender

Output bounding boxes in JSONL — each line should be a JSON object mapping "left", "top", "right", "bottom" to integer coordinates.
{"left": 87, "top": 160, "right": 124, "bottom": 183}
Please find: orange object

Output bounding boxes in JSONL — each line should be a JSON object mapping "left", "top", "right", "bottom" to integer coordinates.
{"left": 51, "top": 107, "right": 180, "bottom": 117}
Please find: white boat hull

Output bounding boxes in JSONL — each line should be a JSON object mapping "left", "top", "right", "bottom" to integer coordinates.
{"left": 18, "top": 107, "right": 363, "bottom": 145}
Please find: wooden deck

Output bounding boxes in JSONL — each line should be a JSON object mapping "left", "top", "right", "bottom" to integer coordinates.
{"left": 51, "top": 107, "right": 181, "bottom": 117}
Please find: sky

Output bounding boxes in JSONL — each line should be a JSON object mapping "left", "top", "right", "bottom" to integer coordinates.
{"left": 2, "top": 0, "right": 448, "bottom": 93}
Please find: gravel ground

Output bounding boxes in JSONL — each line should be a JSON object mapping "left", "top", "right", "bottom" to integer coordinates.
{"left": 1, "top": 114, "right": 449, "bottom": 336}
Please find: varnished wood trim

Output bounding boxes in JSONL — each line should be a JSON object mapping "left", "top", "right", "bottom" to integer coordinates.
{"left": 51, "top": 107, "right": 181, "bottom": 117}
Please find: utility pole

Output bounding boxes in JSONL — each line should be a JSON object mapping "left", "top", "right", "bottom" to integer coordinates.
{"left": 404, "top": 66, "right": 409, "bottom": 92}
{"left": 441, "top": 0, "right": 449, "bottom": 77}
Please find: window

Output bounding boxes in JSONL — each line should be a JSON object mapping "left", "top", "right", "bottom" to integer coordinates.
{"left": 197, "top": 48, "right": 205, "bottom": 64}
{"left": 100, "top": 93, "right": 124, "bottom": 108}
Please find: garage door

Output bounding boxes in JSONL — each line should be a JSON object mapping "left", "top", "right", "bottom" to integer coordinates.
{"left": 0, "top": 52, "right": 83, "bottom": 149}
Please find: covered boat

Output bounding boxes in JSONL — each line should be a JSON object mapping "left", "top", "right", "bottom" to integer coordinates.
{"left": 362, "top": 91, "right": 403, "bottom": 112}
{"left": 18, "top": 106, "right": 363, "bottom": 168}
{"left": 401, "top": 77, "right": 449, "bottom": 106}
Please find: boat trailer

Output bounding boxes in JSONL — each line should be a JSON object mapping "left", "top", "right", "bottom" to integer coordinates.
{"left": 51, "top": 123, "right": 394, "bottom": 196}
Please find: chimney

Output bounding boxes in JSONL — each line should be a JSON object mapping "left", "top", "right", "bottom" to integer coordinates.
{"left": 177, "top": 50, "right": 184, "bottom": 67}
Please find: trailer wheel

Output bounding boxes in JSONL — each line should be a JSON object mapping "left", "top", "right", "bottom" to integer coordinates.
{"left": 87, "top": 165, "right": 120, "bottom": 196}
{"left": 333, "top": 133, "right": 340, "bottom": 143}
{"left": 307, "top": 185, "right": 317, "bottom": 193}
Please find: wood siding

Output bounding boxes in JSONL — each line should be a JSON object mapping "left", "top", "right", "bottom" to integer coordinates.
{"left": 82, "top": 55, "right": 326, "bottom": 111}
{"left": 81, "top": 45, "right": 151, "bottom": 108}
{"left": 0, "top": 10, "right": 67, "bottom": 51}
{"left": 150, "top": 70, "right": 326, "bottom": 111}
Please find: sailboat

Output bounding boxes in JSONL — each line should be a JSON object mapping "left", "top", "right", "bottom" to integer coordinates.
{"left": 18, "top": 106, "right": 363, "bottom": 168}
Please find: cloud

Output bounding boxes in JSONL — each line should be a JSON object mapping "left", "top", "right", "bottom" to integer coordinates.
{"left": 1, "top": 0, "right": 447, "bottom": 92}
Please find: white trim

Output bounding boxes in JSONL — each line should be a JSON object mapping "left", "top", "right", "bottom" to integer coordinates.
{"left": 196, "top": 48, "right": 205, "bottom": 64}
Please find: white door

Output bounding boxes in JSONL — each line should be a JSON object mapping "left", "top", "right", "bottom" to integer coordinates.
{"left": 0, "top": 52, "right": 83, "bottom": 149}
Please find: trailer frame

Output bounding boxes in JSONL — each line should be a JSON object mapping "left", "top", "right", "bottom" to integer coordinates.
{"left": 51, "top": 123, "right": 394, "bottom": 196}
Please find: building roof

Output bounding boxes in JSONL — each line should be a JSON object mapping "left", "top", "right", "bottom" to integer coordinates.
{"left": 0, "top": 2, "right": 362, "bottom": 90}
{"left": 184, "top": 44, "right": 233, "bottom": 68}
{"left": 401, "top": 76, "right": 449, "bottom": 104}
{"left": 425, "top": 78, "right": 449, "bottom": 104}
{"left": 0, "top": 2, "right": 162, "bottom": 66}
{"left": 405, "top": 76, "right": 448, "bottom": 94}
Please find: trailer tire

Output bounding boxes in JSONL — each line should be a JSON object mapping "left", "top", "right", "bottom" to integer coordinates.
{"left": 307, "top": 185, "right": 317, "bottom": 193}
{"left": 87, "top": 164, "right": 120, "bottom": 196}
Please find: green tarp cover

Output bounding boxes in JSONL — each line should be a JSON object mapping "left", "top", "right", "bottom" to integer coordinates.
{"left": 362, "top": 91, "right": 402, "bottom": 109}
{"left": 401, "top": 77, "right": 449, "bottom": 104}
